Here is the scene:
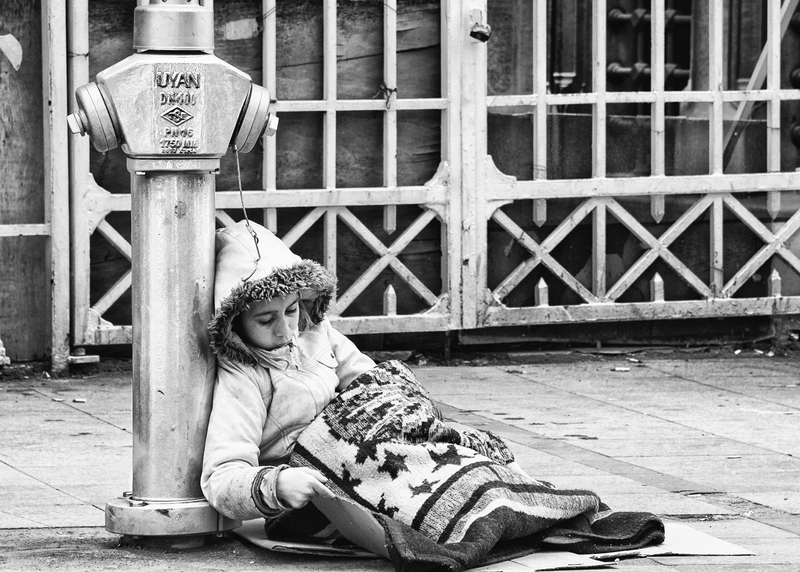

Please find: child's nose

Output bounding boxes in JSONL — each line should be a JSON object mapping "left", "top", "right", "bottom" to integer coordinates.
{"left": 275, "top": 316, "right": 292, "bottom": 339}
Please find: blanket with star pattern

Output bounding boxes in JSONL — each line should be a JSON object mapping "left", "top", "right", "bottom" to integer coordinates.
{"left": 286, "top": 360, "right": 664, "bottom": 572}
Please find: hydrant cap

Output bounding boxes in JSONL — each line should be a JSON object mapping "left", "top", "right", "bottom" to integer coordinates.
{"left": 233, "top": 84, "right": 276, "bottom": 153}
{"left": 134, "top": 1, "right": 214, "bottom": 52}
{"left": 72, "top": 82, "right": 120, "bottom": 153}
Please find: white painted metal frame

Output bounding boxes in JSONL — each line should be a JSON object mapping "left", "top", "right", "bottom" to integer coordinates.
{"left": 44, "top": 0, "right": 71, "bottom": 370}
{"left": 69, "top": 0, "right": 462, "bottom": 346}
{"left": 466, "top": 0, "right": 800, "bottom": 329}
{"left": 0, "top": 0, "right": 70, "bottom": 369}
{"left": 68, "top": 0, "right": 134, "bottom": 348}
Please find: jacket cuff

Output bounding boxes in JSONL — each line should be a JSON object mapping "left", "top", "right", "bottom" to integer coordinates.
{"left": 252, "top": 465, "right": 290, "bottom": 517}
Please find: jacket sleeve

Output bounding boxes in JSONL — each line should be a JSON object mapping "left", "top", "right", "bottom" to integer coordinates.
{"left": 322, "top": 318, "right": 376, "bottom": 390}
{"left": 201, "top": 360, "right": 286, "bottom": 521}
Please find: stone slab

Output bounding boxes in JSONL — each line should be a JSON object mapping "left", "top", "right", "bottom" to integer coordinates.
{"left": 736, "top": 492, "right": 800, "bottom": 515}
{"left": 0, "top": 503, "right": 106, "bottom": 528}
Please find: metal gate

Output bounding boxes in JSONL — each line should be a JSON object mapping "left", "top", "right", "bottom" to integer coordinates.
{"left": 68, "top": 0, "right": 800, "bottom": 351}
{"left": 462, "top": 0, "right": 800, "bottom": 331}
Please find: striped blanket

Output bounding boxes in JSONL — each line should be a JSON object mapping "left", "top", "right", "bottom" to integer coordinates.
{"left": 285, "top": 361, "right": 664, "bottom": 571}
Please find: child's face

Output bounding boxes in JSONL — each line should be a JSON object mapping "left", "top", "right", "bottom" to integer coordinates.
{"left": 237, "top": 293, "right": 300, "bottom": 350}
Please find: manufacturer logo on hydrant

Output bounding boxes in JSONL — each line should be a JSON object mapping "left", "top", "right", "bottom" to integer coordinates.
{"left": 162, "top": 107, "right": 193, "bottom": 126}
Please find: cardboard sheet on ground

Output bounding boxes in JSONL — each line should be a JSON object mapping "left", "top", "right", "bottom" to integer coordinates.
{"left": 234, "top": 517, "right": 378, "bottom": 558}
{"left": 234, "top": 498, "right": 607, "bottom": 570}
{"left": 588, "top": 521, "right": 755, "bottom": 560}
{"left": 471, "top": 521, "right": 755, "bottom": 571}
{"left": 235, "top": 498, "right": 753, "bottom": 571}
{"left": 470, "top": 552, "right": 611, "bottom": 571}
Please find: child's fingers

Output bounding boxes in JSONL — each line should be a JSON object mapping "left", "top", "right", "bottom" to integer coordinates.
{"left": 311, "top": 480, "right": 335, "bottom": 499}
{"left": 296, "top": 467, "right": 328, "bottom": 483}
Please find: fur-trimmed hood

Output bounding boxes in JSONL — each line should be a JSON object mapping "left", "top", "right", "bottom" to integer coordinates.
{"left": 208, "top": 221, "right": 336, "bottom": 365}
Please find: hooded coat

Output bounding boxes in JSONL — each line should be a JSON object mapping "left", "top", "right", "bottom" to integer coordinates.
{"left": 201, "top": 221, "right": 375, "bottom": 521}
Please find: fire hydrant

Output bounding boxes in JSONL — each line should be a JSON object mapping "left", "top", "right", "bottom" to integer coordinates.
{"left": 67, "top": 0, "right": 277, "bottom": 539}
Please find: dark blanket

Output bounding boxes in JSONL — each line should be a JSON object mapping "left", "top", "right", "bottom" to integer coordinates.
{"left": 284, "top": 361, "right": 664, "bottom": 571}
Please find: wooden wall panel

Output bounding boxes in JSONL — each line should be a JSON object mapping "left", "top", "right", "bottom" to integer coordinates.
{"left": 0, "top": 0, "right": 48, "bottom": 360}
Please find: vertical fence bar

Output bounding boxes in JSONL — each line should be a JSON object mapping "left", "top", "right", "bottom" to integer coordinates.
{"left": 461, "top": 0, "right": 488, "bottom": 329}
{"left": 708, "top": 0, "right": 724, "bottom": 174}
{"left": 650, "top": 0, "right": 666, "bottom": 222}
{"left": 532, "top": 0, "right": 547, "bottom": 178}
{"left": 650, "top": 0, "right": 666, "bottom": 171}
{"left": 262, "top": 0, "right": 278, "bottom": 232}
{"left": 324, "top": 208, "right": 338, "bottom": 308}
{"left": 44, "top": 0, "right": 70, "bottom": 371}
{"left": 650, "top": 0, "right": 665, "bottom": 175}
{"left": 766, "top": 0, "right": 781, "bottom": 172}
{"left": 593, "top": 200, "right": 607, "bottom": 298}
{"left": 442, "top": 0, "right": 462, "bottom": 328}
{"left": 532, "top": 0, "right": 548, "bottom": 224}
{"left": 592, "top": 0, "right": 607, "bottom": 178}
{"left": 710, "top": 197, "right": 724, "bottom": 295}
{"left": 323, "top": 0, "right": 337, "bottom": 190}
{"left": 383, "top": 0, "right": 398, "bottom": 234}
{"left": 67, "top": 0, "right": 91, "bottom": 348}
{"left": 709, "top": 0, "right": 725, "bottom": 301}
{"left": 766, "top": 0, "right": 782, "bottom": 220}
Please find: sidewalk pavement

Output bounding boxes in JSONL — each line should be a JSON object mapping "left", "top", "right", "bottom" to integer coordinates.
{"left": 1, "top": 350, "right": 799, "bottom": 571}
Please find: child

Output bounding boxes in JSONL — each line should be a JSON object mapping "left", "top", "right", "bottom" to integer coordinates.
{"left": 202, "top": 221, "right": 664, "bottom": 570}
{"left": 201, "top": 220, "right": 376, "bottom": 520}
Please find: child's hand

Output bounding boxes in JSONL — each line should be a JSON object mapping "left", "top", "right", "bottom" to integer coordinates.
{"left": 276, "top": 467, "right": 335, "bottom": 509}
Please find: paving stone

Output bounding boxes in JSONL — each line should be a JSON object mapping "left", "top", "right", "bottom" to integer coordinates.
{"left": 676, "top": 517, "right": 800, "bottom": 540}
{"left": 647, "top": 562, "right": 780, "bottom": 571}
{"left": 1, "top": 503, "right": 106, "bottom": 527}
{"left": 22, "top": 464, "right": 131, "bottom": 488}
{"left": 0, "top": 484, "right": 87, "bottom": 505}
{"left": 644, "top": 358, "right": 796, "bottom": 378}
{"left": 596, "top": 492, "right": 734, "bottom": 516}
{"left": 649, "top": 535, "right": 800, "bottom": 565}
{"left": 629, "top": 455, "right": 800, "bottom": 492}
{"left": 547, "top": 474, "right": 690, "bottom": 496}
{"left": 0, "top": 509, "right": 48, "bottom": 528}
{"left": 0, "top": 462, "right": 43, "bottom": 487}
{"left": 508, "top": 446, "right": 611, "bottom": 478}
{"left": 56, "top": 484, "right": 132, "bottom": 508}
{"left": 579, "top": 437, "right": 769, "bottom": 458}
{"left": 756, "top": 515, "right": 800, "bottom": 536}
{"left": 0, "top": 442, "right": 129, "bottom": 468}
{"left": 736, "top": 492, "right": 800, "bottom": 515}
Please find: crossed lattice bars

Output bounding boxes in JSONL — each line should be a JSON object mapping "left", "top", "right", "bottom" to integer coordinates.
{"left": 490, "top": 193, "right": 800, "bottom": 306}
{"left": 87, "top": 204, "right": 443, "bottom": 328}
{"left": 277, "top": 206, "right": 442, "bottom": 316}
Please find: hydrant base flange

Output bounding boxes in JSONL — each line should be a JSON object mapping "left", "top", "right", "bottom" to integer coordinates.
{"left": 105, "top": 497, "right": 240, "bottom": 537}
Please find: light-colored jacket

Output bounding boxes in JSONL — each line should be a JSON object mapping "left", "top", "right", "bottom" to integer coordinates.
{"left": 202, "top": 318, "right": 374, "bottom": 520}
{"left": 201, "top": 221, "right": 375, "bottom": 521}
